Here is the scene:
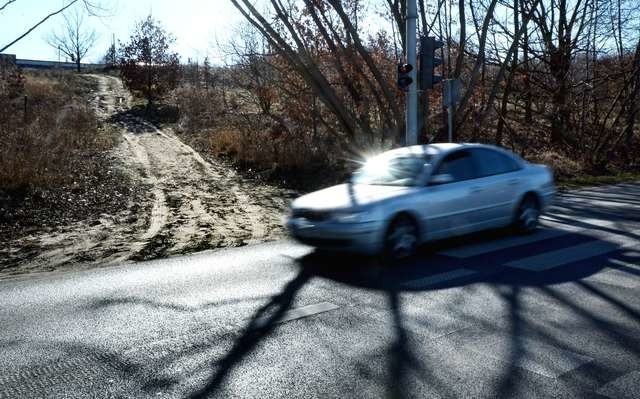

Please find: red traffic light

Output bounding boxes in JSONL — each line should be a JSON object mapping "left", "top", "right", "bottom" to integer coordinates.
{"left": 398, "top": 63, "right": 413, "bottom": 74}
{"left": 397, "top": 63, "right": 414, "bottom": 91}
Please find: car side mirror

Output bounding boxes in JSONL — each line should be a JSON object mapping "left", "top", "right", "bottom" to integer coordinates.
{"left": 429, "top": 173, "right": 454, "bottom": 185}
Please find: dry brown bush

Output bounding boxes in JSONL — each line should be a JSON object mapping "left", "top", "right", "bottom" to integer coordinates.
{"left": 527, "top": 151, "right": 584, "bottom": 179}
{"left": 0, "top": 70, "right": 117, "bottom": 191}
{"left": 175, "top": 82, "right": 351, "bottom": 189}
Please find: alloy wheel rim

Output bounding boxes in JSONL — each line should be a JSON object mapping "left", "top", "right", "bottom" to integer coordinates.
{"left": 388, "top": 222, "right": 417, "bottom": 259}
{"left": 520, "top": 202, "right": 539, "bottom": 230}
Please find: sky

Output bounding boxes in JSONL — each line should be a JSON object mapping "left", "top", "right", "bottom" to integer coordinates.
{"left": 0, "top": 0, "right": 245, "bottom": 64}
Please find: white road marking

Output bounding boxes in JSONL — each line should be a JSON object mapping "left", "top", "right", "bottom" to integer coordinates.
{"left": 582, "top": 260, "right": 640, "bottom": 289}
{"left": 505, "top": 226, "right": 640, "bottom": 272}
{"left": 543, "top": 215, "right": 638, "bottom": 232}
{"left": 401, "top": 269, "right": 478, "bottom": 289}
{"left": 555, "top": 197, "right": 640, "bottom": 209}
{"left": 252, "top": 302, "right": 340, "bottom": 329}
{"left": 438, "top": 228, "right": 568, "bottom": 258}
{"left": 505, "top": 241, "right": 619, "bottom": 271}
{"left": 368, "top": 308, "right": 471, "bottom": 340}
{"left": 471, "top": 335, "right": 593, "bottom": 378}
{"left": 438, "top": 216, "right": 637, "bottom": 260}
{"left": 597, "top": 370, "right": 640, "bottom": 399}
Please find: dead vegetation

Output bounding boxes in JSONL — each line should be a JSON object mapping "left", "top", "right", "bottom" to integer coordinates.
{"left": 0, "top": 68, "right": 141, "bottom": 249}
{"left": 0, "top": 68, "right": 117, "bottom": 190}
{"left": 170, "top": 1, "right": 640, "bottom": 190}
{"left": 1, "top": 71, "right": 292, "bottom": 278}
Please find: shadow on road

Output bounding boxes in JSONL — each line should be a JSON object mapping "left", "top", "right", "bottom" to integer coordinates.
{"left": 81, "top": 186, "right": 640, "bottom": 398}
{"left": 188, "top": 268, "right": 314, "bottom": 399}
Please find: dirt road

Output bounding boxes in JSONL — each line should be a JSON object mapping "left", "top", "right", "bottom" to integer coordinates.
{"left": 1, "top": 75, "right": 292, "bottom": 277}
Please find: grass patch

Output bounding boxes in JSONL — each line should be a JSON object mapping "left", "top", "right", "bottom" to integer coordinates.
{"left": 0, "top": 73, "right": 118, "bottom": 189}
{"left": 0, "top": 70, "right": 135, "bottom": 234}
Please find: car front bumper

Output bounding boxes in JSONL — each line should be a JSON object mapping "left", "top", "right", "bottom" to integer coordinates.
{"left": 286, "top": 217, "right": 384, "bottom": 255}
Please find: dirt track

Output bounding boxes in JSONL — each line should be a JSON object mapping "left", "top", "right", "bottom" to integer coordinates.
{"left": 0, "top": 75, "right": 292, "bottom": 277}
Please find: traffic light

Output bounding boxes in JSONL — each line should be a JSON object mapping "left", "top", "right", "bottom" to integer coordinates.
{"left": 397, "top": 63, "right": 413, "bottom": 91}
{"left": 420, "top": 36, "right": 444, "bottom": 90}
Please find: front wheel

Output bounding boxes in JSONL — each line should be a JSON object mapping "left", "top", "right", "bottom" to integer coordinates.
{"left": 384, "top": 215, "right": 419, "bottom": 260}
{"left": 514, "top": 195, "right": 540, "bottom": 234}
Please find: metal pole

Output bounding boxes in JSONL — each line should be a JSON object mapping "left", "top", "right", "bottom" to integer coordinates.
{"left": 406, "top": 0, "right": 418, "bottom": 146}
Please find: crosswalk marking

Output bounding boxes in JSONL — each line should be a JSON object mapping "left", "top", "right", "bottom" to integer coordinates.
{"left": 368, "top": 308, "right": 471, "bottom": 340}
{"left": 438, "top": 228, "right": 568, "bottom": 258}
{"left": 554, "top": 197, "right": 640, "bottom": 209}
{"left": 251, "top": 302, "right": 340, "bottom": 330}
{"left": 470, "top": 335, "right": 593, "bottom": 378}
{"left": 432, "top": 209, "right": 640, "bottom": 270}
{"left": 401, "top": 269, "right": 478, "bottom": 289}
{"left": 583, "top": 265, "right": 640, "bottom": 289}
{"left": 438, "top": 215, "right": 639, "bottom": 261}
{"left": 542, "top": 216, "right": 640, "bottom": 238}
{"left": 505, "top": 241, "right": 620, "bottom": 271}
{"left": 597, "top": 370, "right": 640, "bottom": 399}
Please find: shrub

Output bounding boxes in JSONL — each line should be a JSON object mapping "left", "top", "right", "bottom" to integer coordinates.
{"left": 0, "top": 71, "right": 117, "bottom": 191}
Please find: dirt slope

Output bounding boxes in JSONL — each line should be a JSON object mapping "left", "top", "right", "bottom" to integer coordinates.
{"left": 0, "top": 75, "right": 292, "bottom": 278}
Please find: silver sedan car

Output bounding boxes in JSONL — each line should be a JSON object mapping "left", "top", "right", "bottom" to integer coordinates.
{"left": 286, "top": 143, "right": 556, "bottom": 259}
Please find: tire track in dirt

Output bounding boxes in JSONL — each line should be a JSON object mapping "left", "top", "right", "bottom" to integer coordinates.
{"left": 94, "top": 74, "right": 292, "bottom": 261}
{"left": 0, "top": 74, "right": 293, "bottom": 277}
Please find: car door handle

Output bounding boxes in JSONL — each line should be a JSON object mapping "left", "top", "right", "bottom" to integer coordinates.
{"left": 507, "top": 179, "right": 520, "bottom": 186}
{"left": 470, "top": 186, "right": 483, "bottom": 193}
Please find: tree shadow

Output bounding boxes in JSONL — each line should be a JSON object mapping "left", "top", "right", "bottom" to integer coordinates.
{"left": 107, "top": 109, "right": 159, "bottom": 134}
{"left": 188, "top": 267, "right": 314, "bottom": 399}
{"left": 284, "top": 229, "right": 639, "bottom": 398}
{"left": 81, "top": 226, "right": 638, "bottom": 398}
{"left": 88, "top": 294, "right": 272, "bottom": 313}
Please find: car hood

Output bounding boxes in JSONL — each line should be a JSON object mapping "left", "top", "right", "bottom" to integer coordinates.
{"left": 292, "top": 183, "right": 414, "bottom": 210}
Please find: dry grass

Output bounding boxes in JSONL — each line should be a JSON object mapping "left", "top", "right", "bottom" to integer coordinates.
{"left": 0, "top": 70, "right": 118, "bottom": 191}
{"left": 527, "top": 151, "right": 584, "bottom": 179}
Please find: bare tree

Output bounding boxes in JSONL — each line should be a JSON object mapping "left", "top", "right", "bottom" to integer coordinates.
{"left": 230, "top": 0, "right": 402, "bottom": 145}
{"left": 0, "top": 0, "right": 107, "bottom": 53}
{"left": 46, "top": 9, "right": 98, "bottom": 71}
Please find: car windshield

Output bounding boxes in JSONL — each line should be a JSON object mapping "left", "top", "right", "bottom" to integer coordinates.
{"left": 352, "top": 154, "right": 432, "bottom": 186}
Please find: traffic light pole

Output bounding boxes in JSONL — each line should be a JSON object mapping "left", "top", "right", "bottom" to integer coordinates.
{"left": 406, "top": 0, "right": 418, "bottom": 146}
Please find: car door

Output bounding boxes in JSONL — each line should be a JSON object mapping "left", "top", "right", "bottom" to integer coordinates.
{"left": 468, "top": 148, "right": 523, "bottom": 228}
{"left": 421, "top": 149, "right": 481, "bottom": 239}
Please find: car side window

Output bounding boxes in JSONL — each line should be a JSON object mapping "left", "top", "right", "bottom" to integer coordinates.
{"left": 471, "top": 148, "right": 521, "bottom": 177}
{"left": 434, "top": 150, "right": 477, "bottom": 182}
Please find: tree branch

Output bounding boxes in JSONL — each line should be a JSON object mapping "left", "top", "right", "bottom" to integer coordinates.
{"left": 0, "top": 0, "right": 16, "bottom": 12}
{"left": 1, "top": 0, "right": 80, "bottom": 52}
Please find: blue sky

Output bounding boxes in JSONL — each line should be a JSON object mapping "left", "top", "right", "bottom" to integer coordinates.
{"left": 0, "top": 0, "right": 244, "bottom": 64}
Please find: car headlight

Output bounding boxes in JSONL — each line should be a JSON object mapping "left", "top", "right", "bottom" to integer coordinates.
{"left": 332, "top": 210, "right": 373, "bottom": 223}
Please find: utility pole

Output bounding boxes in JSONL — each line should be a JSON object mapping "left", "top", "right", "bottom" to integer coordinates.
{"left": 406, "top": 0, "right": 418, "bottom": 146}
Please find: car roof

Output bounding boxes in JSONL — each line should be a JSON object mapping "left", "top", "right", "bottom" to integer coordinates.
{"left": 379, "top": 143, "right": 524, "bottom": 164}
{"left": 380, "top": 143, "right": 461, "bottom": 158}
{"left": 382, "top": 142, "right": 503, "bottom": 158}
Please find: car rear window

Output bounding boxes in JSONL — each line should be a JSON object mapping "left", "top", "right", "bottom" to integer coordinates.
{"left": 471, "top": 148, "right": 521, "bottom": 177}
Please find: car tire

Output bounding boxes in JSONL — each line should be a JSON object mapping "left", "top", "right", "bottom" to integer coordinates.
{"left": 384, "top": 214, "right": 419, "bottom": 261}
{"left": 514, "top": 195, "right": 540, "bottom": 234}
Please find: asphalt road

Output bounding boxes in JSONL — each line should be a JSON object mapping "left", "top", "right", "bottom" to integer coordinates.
{"left": 1, "top": 183, "right": 639, "bottom": 399}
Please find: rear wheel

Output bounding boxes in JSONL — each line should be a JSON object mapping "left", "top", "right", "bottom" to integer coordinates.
{"left": 384, "top": 214, "right": 419, "bottom": 260}
{"left": 514, "top": 195, "right": 540, "bottom": 233}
